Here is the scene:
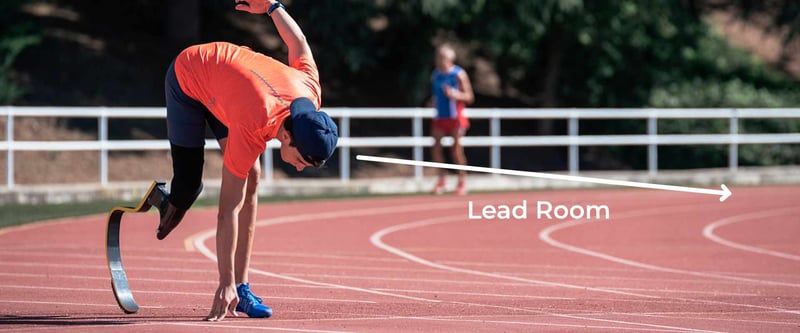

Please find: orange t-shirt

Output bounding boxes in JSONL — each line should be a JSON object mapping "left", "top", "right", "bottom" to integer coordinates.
{"left": 174, "top": 42, "right": 321, "bottom": 178}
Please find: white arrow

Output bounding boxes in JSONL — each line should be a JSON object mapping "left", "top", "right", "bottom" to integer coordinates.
{"left": 356, "top": 155, "right": 733, "bottom": 202}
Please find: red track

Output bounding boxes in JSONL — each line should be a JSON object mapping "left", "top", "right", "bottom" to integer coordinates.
{"left": 1, "top": 186, "right": 798, "bottom": 332}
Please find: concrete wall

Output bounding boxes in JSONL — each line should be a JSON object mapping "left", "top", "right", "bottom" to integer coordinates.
{"left": 0, "top": 166, "right": 797, "bottom": 205}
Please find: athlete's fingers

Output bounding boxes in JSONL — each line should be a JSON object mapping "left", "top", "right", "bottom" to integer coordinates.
{"left": 205, "top": 307, "right": 219, "bottom": 321}
{"left": 234, "top": 0, "right": 252, "bottom": 12}
{"left": 206, "top": 308, "right": 226, "bottom": 322}
{"left": 205, "top": 298, "right": 225, "bottom": 321}
{"left": 228, "top": 298, "right": 239, "bottom": 317}
{"left": 235, "top": 4, "right": 253, "bottom": 13}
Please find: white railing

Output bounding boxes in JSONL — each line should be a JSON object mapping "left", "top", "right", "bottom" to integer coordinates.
{"left": 1, "top": 106, "right": 799, "bottom": 188}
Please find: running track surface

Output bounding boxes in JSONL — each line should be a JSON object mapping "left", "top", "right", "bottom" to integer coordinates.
{"left": 1, "top": 186, "right": 798, "bottom": 332}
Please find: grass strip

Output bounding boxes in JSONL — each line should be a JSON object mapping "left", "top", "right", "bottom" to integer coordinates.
{"left": 0, "top": 192, "right": 413, "bottom": 229}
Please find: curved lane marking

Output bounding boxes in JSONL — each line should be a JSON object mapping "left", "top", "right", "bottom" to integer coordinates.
{"left": 370, "top": 215, "right": 657, "bottom": 298}
{"left": 192, "top": 201, "right": 469, "bottom": 303}
{"left": 539, "top": 208, "right": 800, "bottom": 288}
{"left": 370, "top": 216, "right": 731, "bottom": 332}
{"left": 169, "top": 322, "right": 352, "bottom": 333}
{"left": 702, "top": 207, "right": 800, "bottom": 261}
{"left": 370, "top": 204, "right": 800, "bottom": 318}
{"left": 194, "top": 200, "right": 723, "bottom": 333}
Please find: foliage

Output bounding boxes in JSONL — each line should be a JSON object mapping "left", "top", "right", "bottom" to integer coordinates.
{"left": 294, "top": 0, "right": 797, "bottom": 108}
{"left": 703, "top": 0, "right": 800, "bottom": 43}
{"left": 0, "top": 1, "right": 41, "bottom": 104}
{"left": 12, "top": 0, "right": 800, "bottom": 170}
{"left": 646, "top": 31, "right": 800, "bottom": 169}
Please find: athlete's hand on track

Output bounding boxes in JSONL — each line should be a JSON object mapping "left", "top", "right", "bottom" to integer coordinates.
{"left": 234, "top": 0, "right": 275, "bottom": 14}
{"left": 205, "top": 284, "right": 239, "bottom": 321}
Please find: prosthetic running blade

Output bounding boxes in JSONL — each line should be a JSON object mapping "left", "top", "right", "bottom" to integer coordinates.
{"left": 106, "top": 180, "right": 166, "bottom": 314}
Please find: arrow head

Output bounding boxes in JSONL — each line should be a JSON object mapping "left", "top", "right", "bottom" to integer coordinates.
{"left": 719, "top": 184, "right": 732, "bottom": 202}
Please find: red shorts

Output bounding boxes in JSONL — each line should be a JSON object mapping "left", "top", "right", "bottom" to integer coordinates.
{"left": 432, "top": 117, "right": 469, "bottom": 135}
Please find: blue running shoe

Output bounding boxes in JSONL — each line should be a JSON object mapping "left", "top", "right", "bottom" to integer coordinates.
{"left": 236, "top": 283, "right": 273, "bottom": 318}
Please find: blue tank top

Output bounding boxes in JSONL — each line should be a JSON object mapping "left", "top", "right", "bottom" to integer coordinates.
{"left": 432, "top": 65, "right": 463, "bottom": 119}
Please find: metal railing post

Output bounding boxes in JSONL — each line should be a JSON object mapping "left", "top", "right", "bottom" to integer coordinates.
{"left": 6, "top": 108, "right": 12, "bottom": 188}
{"left": 413, "top": 113, "right": 423, "bottom": 181}
{"left": 99, "top": 108, "right": 109, "bottom": 186}
{"left": 490, "top": 112, "right": 501, "bottom": 171}
{"left": 647, "top": 114, "right": 658, "bottom": 175}
{"left": 339, "top": 115, "right": 350, "bottom": 183}
{"left": 568, "top": 114, "right": 579, "bottom": 175}
{"left": 729, "top": 109, "right": 738, "bottom": 172}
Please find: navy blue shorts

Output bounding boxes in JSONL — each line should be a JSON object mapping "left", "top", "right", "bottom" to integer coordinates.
{"left": 165, "top": 60, "right": 228, "bottom": 147}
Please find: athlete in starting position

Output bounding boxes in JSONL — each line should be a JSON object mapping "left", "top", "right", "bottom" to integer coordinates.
{"left": 151, "top": 0, "right": 337, "bottom": 321}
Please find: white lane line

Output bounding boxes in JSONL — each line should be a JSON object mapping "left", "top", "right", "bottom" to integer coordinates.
{"left": 371, "top": 288, "right": 575, "bottom": 300}
{"left": 0, "top": 323, "right": 158, "bottom": 333}
{"left": 203, "top": 253, "right": 436, "bottom": 302}
{"left": 369, "top": 217, "right": 727, "bottom": 333}
{"left": 254, "top": 273, "right": 765, "bottom": 297}
{"left": 437, "top": 259, "right": 652, "bottom": 272}
{"left": 539, "top": 209, "right": 800, "bottom": 288}
{"left": 12, "top": 248, "right": 784, "bottom": 286}
{"left": 270, "top": 311, "right": 719, "bottom": 333}
{"left": 370, "top": 206, "right": 800, "bottom": 320}
{"left": 535, "top": 207, "right": 800, "bottom": 315}
{"left": 702, "top": 208, "right": 800, "bottom": 261}
{"left": 0, "top": 264, "right": 774, "bottom": 299}
{"left": 445, "top": 300, "right": 726, "bottom": 333}
{"left": 495, "top": 270, "right": 790, "bottom": 285}
{"left": 191, "top": 200, "right": 723, "bottom": 333}
{"left": 273, "top": 315, "right": 691, "bottom": 332}
{"left": 277, "top": 306, "right": 800, "bottom": 327}
{"left": 370, "top": 215, "right": 657, "bottom": 298}
{"left": 2, "top": 196, "right": 719, "bottom": 332}
{"left": 17, "top": 248, "right": 790, "bottom": 283}
{"left": 249, "top": 251, "right": 408, "bottom": 263}
{"left": 606, "top": 287, "right": 759, "bottom": 297}
{"left": 583, "top": 311, "right": 800, "bottom": 327}
{"left": 0, "top": 272, "right": 337, "bottom": 290}
{"left": 0, "top": 299, "right": 163, "bottom": 309}
{"left": 191, "top": 202, "right": 470, "bottom": 303}
{"left": 16, "top": 248, "right": 787, "bottom": 282}
{"left": 0, "top": 250, "right": 439, "bottom": 273}
{"left": 291, "top": 311, "right": 798, "bottom": 327}
{"left": 0, "top": 284, "right": 375, "bottom": 304}
{"left": 370, "top": 288, "right": 720, "bottom": 306}
{"left": 706, "top": 270, "right": 800, "bottom": 279}
{"left": 168, "top": 322, "right": 353, "bottom": 333}
{"left": 285, "top": 295, "right": 723, "bottom": 333}
{"left": 185, "top": 200, "right": 464, "bottom": 252}
{"left": 3, "top": 246, "right": 792, "bottom": 277}
{"left": 1, "top": 271, "right": 758, "bottom": 297}
{"left": 6, "top": 259, "right": 444, "bottom": 282}
{"left": 257, "top": 262, "right": 437, "bottom": 273}
{"left": 0, "top": 250, "right": 211, "bottom": 263}
{"left": 406, "top": 316, "right": 694, "bottom": 332}
{"left": 0, "top": 261, "right": 217, "bottom": 274}
{"left": 286, "top": 270, "right": 664, "bottom": 288}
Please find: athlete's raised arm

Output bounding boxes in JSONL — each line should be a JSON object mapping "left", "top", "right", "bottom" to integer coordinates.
{"left": 235, "top": 0, "right": 313, "bottom": 65}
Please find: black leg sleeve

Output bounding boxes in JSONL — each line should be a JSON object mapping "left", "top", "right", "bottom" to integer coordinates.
{"left": 169, "top": 144, "right": 205, "bottom": 210}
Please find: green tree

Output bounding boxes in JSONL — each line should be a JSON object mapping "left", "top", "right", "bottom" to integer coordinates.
{"left": 0, "top": 1, "right": 41, "bottom": 104}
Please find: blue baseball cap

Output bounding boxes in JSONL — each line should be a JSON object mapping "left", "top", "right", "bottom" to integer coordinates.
{"left": 289, "top": 97, "right": 338, "bottom": 165}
